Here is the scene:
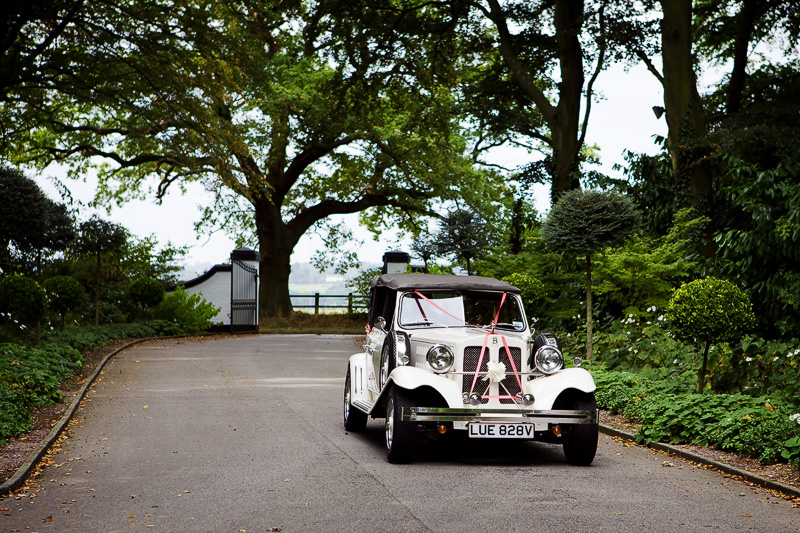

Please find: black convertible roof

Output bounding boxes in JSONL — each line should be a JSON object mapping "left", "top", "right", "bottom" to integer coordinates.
{"left": 370, "top": 273, "right": 521, "bottom": 293}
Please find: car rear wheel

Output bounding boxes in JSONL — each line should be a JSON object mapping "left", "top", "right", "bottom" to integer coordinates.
{"left": 385, "top": 387, "right": 416, "bottom": 464}
{"left": 343, "top": 366, "right": 367, "bottom": 432}
{"left": 562, "top": 391, "right": 598, "bottom": 466}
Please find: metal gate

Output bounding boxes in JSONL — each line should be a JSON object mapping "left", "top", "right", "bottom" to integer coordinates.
{"left": 231, "top": 259, "right": 259, "bottom": 333}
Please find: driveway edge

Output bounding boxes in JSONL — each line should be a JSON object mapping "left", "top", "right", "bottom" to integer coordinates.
{"left": 0, "top": 338, "right": 158, "bottom": 497}
{"left": 599, "top": 424, "right": 800, "bottom": 499}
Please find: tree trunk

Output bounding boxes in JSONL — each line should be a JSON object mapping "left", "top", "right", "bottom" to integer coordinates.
{"left": 551, "top": 0, "right": 585, "bottom": 203}
{"left": 659, "top": 0, "right": 715, "bottom": 257}
{"left": 727, "top": 0, "right": 757, "bottom": 115}
{"left": 585, "top": 254, "right": 593, "bottom": 361}
{"left": 94, "top": 251, "right": 101, "bottom": 326}
{"left": 255, "top": 198, "right": 298, "bottom": 318}
{"left": 698, "top": 340, "right": 711, "bottom": 394}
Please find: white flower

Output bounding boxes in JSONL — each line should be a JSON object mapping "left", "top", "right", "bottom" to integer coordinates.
{"left": 791, "top": 413, "right": 800, "bottom": 423}
{"left": 745, "top": 357, "right": 753, "bottom": 362}
{"left": 658, "top": 315, "right": 665, "bottom": 322}
{"left": 483, "top": 361, "right": 507, "bottom": 384}
{"left": 773, "top": 356, "right": 779, "bottom": 362}
{"left": 673, "top": 359, "right": 678, "bottom": 364}
{"left": 647, "top": 306, "right": 657, "bottom": 313}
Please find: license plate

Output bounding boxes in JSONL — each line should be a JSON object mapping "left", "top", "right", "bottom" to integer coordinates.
{"left": 468, "top": 423, "right": 534, "bottom": 439}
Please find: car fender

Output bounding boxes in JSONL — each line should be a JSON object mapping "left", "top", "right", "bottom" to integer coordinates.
{"left": 525, "top": 367, "right": 596, "bottom": 410}
{"left": 375, "top": 366, "right": 463, "bottom": 410}
{"left": 347, "top": 352, "right": 372, "bottom": 407}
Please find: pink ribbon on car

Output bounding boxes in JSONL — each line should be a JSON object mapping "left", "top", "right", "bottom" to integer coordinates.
{"left": 411, "top": 291, "right": 523, "bottom": 399}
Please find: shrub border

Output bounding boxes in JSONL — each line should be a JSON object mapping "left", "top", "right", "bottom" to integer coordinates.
{"left": 599, "top": 425, "right": 800, "bottom": 499}
{"left": 0, "top": 337, "right": 159, "bottom": 496}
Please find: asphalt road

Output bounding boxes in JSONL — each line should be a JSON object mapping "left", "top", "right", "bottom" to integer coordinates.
{"left": 1, "top": 335, "right": 798, "bottom": 532}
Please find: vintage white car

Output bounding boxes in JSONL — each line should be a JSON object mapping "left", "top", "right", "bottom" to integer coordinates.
{"left": 343, "top": 273, "right": 599, "bottom": 464}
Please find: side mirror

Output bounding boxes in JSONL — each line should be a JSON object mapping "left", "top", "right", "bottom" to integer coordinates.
{"left": 375, "top": 316, "right": 387, "bottom": 332}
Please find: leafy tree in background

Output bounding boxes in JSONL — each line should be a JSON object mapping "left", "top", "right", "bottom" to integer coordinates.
{"left": 75, "top": 217, "right": 126, "bottom": 326}
{"left": 667, "top": 277, "right": 756, "bottom": 393}
{"left": 0, "top": 165, "right": 75, "bottom": 274}
{"left": 435, "top": 209, "right": 494, "bottom": 275}
{"left": 8, "top": 0, "right": 491, "bottom": 318}
{"left": 417, "top": 0, "right": 615, "bottom": 202}
{"left": 541, "top": 190, "right": 640, "bottom": 360}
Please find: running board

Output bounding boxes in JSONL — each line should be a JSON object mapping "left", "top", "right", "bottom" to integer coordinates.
{"left": 352, "top": 399, "right": 373, "bottom": 414}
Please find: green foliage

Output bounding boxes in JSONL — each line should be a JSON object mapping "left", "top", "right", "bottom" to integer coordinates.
{"left": 500, "top": 273, "right": 545, "bottom": 323}
{"left": 0, "top": 274, "right": 47, "bottom": 333}
{"left": 435, "top": 209, "right": 496, "bottom": 275}
{"left": 0, "top": 165, "right": 75, "bottom": 273}
{"left": 128, "top": 277, "right": 165, "bottom": 310}
{"left": 0, "top": 386, "right": 31, "bottom": 441}
{"left": 41, "top": 323, "right": 158, "bottom": 352}
{"left": 541, "top": 190, "right": 641, "bottom": 257}
{"left": 154, "top": 287, "right": 220, "bottom": 334}
{"left": 43, "top": 275, "right": 86, "bottom": 329}
{"left": 667, "top": 278, "right": 755, "bottom": 345}
{"left": 593, "top": 209, "right": 703, "bottom": 315}
{"left": 594, "top": 369, "right": 800, "bottom": 464}
{"left": 0, "top": 343, "right": 81, "bottom": 407}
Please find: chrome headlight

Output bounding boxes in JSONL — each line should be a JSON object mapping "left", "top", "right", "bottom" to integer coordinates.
{"left": 427, "top": 344, "right": 454, "bottom": 373}
{"left": 534, "top": 345, "right": 564, "bottom": 374}
{"left": 394, "top": 332, "right": 410, "bottom": 366}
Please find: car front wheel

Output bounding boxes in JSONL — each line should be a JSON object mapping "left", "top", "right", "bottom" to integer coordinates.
{"left": 385, "top": 387, "right": 416, "bottom": 464}
{"left": 343, "top": 366, "right": 367, "bottom": 432}
{"left": 562, "top": 391, "right": 599, "bottom": 466}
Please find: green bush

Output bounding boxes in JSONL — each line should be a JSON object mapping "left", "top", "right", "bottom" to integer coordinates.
{"left": 0, "top": 274, "right": 47, "bottom": 332}
{"left": 0, "top": 386, "right": 32, "bottom": 441}
{"left": 128, "top": 277, "right": 165, "bottom": 310}
{"left": 43, "top": 275, "right": 87, "bottom": 329}
{"left": 667, "top": 278, "right": 756, "bottom": 393}
{"left": 154, "top": 286, "right": 220, "bottom": 334}
{"left": 594, "top": 369, "right": 800, "bottom": 464}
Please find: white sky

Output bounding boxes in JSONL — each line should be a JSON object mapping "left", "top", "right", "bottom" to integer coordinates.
{"left": 31, "top": 63, "right": 667, "bottom": 277}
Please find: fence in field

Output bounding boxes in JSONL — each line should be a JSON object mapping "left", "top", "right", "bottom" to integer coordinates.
{"left": 290, "top": 293, "right": 368, "bottom": 314}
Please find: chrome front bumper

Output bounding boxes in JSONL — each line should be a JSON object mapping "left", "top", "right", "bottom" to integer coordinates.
{"left": 400, "top": 407, "right": 598, "bottom": 424}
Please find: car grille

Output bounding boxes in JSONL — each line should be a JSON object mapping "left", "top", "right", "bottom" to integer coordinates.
{"left": 462, "top": 345, "right": 522, "bottom": 405}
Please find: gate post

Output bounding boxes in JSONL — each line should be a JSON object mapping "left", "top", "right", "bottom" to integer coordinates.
{"left": 314, "top": 293, "right": 320, "bottom": 315}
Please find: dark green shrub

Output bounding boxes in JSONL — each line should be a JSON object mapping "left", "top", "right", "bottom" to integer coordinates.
{"left": 43, "top": 275, "right": 87, "bottom": 329}
{"left": 594, "top": 368, "right": 800, "bottom": 464}
{"left": 42, "top": 323, "right": 158, "bottom": 351}
{"left": 0, "top": 274, "right": 47, "bottom": 332}
{"left": 667, "top": 278, "right": 756, "bottom": 393}
{"left": 0, "top": 387, "right": 32, "bottom": 441}
{"left": 128, "top": 277, "right": 165, "bottom": 310}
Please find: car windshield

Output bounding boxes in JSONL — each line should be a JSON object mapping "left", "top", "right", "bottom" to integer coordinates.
{"left": 398, "top": 291, "right": 526, "bottom": 331}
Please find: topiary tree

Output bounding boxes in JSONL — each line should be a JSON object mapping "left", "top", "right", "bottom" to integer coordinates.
{"left": 666, "top": 277, "right": 756, "bottom": 394}
{"left": 541, "top": 190, "right": 640, "bottom": 360}
{"left": 43, "top": 275, "right": 87, "bottom": 330}
{"left": 75, "top": 216, "right": 127, "bottom": 325}
{"left": 128, "top": 277, "right": 165, "bottom": 312}
{"left": 0, "top": 274, "right": 47, "bottom": 337}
